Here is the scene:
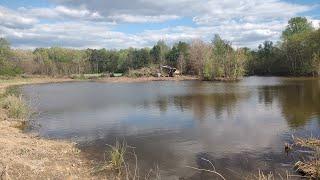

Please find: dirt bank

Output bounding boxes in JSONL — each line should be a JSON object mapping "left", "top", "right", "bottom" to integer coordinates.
{"left": 0, "top": 77, "right": 102, "bottom": 180}
{"left": 0, "top": 77, "right": 75, "bottom": 93}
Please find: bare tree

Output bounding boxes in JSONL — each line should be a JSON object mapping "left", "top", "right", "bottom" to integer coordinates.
{"left": 189, "top": 39, "right": 212, "bottom": 77}
{"left": 177, "top": 54, "right": 185, "bottom": 75}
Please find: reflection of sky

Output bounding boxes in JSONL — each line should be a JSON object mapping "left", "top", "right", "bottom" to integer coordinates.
{"left": 22, "top": 77, "right": 320, "bottom": 179}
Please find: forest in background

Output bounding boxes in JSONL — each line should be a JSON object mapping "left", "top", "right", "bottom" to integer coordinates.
{"left": 0, "top": 17, "right": 320, "bottom": 80}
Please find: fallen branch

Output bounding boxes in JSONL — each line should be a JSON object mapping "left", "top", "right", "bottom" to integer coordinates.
{"left": 186, "top": 166, "right": 226, "bottom": 180}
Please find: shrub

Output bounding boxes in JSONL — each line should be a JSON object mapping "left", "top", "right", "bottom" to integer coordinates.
{"left": 1, "top": 95, "right": 30, "bottom": 119}
{"left": 0, "top": 63, "right": 23, "bottom": 76}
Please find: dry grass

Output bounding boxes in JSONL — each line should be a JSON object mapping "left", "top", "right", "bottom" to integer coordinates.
{"left": 251, "top": 170, "right": 303, "bottom": 180}
{"left": 1, "top": 94, "right": 30, "bottom": 119}
{"left": 292, "top": 136, "right": 320, "bottom": 179}
{"left": 294, "top": 137, "right": 320, "bottom": 149}
{"left": 256, "top": 170, "right": 275, "bottom": 180}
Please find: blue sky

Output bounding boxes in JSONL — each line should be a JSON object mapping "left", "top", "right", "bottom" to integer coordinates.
{"left": 0, "top": 0, "right": 319, "bottom": 49}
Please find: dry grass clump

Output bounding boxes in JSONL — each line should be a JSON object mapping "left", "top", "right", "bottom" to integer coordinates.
{"left": 294, "top": 137, "right": 320, "bottom": 149}
{"left": 95, "top": 140, "right": 161, "bottom": 180}
{"left": 1, "top": 94, "right": 30, "bottom": 120}
{"left": 294, "top": 160, "right": 320, "bottom": 178}
{"left": 107, "top": 141, "right": 127, "bottom": 173}
{"left": 292, "top": 136, "right": 320, "bottom": 179}
{"left": 94, "top": 140, "right": 132, "bottom": 178}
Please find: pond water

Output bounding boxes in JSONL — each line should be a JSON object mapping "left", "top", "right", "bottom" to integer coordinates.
{"left": 21, "top": 76, "right": 320, "bottom": 179}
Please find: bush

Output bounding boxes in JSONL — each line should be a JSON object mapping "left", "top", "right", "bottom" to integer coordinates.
{"left": 1, "top": 95, "right": 30, "bottom": 119}
{"left": 0, "top": 64, "right": 23, "bottom": 76}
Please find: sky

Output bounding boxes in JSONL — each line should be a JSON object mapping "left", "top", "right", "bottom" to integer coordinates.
{"left": 0, "top": 0, "right": 319, "bottom": 49}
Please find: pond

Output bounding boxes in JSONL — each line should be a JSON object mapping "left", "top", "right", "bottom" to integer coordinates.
{"left": 21, "top": 76, "right": 320, "bottom": 179}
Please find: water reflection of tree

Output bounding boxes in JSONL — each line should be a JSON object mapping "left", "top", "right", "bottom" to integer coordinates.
{"left": 258, "top": 79, "right": 320, "bottom": 128}
{"left": 156, "top": 96, "right": 168, "bottom": 113}
{"left": 159, "top": 91, "right": 250, "bottom": 121}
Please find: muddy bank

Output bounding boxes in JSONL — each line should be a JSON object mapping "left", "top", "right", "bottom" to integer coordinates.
{"left": 0, "top": 77, "right": 103, "bottom": 179}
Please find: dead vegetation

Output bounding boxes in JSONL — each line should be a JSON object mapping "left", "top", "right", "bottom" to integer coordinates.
{"left": 291, "top": 136, "right": 320, "bottom": 179}
{"left": 250, "top": 170, "right": 304, "bottom": 180}
{"left": 1, "top": 94, "right": 30, "bottom": 120}
{"left": 294, "top": 137, "right": 320, "bottom": 149}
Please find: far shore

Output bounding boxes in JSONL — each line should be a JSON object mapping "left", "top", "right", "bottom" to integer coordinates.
{"left": 97, "top": 75, "right": 199, "bottom": 83}
{"left": 0, "top": 75, "right": 199, "bottom": 88}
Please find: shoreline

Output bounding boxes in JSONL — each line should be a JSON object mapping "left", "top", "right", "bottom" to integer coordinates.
{"left": 0, "top": 75, "right": 198, "bottom": 179}
{"left": 0, "top": 77, "right": 101, "bottom": 179}
{"left": 96, "top": 75, "right": 199, "bottom": 83}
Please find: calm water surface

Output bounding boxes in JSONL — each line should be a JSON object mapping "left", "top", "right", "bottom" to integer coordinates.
{"left": 21, "top": 76, "right": 320, "bottom": 179}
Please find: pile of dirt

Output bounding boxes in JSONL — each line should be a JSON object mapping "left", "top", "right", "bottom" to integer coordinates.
{"left": 126, "top": 67, "right": 159, "bottom": 78}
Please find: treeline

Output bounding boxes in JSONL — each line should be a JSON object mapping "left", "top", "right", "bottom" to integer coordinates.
{"left": 248, "top": 17, "right": 320, "bottom": 76}
{"left": 0, "top": 17, "right": 319, "bottom": 79}
{"left": 0, "top": 36, "right": 247, "bottom": 80}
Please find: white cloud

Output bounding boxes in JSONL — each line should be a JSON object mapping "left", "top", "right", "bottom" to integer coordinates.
{"left": 191, "top": 0, "right": 311, "bottom": 25}
{"left": 51, "top": 0, "right": 312, "bottom": 25}
{"left": 0, "top": 0, "right": 318, "bottom": 49}
{"left": 18, "top": 5, "right": 103, "bottom": 20}
{"left": 108, "top": 14, "right": 180, "bottom": 23}
{"left": 133, "top": 20, "right": 285, "bottom": 48}
{"left": 310, "top": 18, "right": 320, "bottom": 29}
{"left": 1, "top": 20, "right": 152, "bottom": 49}
{"left": 0, "top": 6, "right": 38, "bottom": 29}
